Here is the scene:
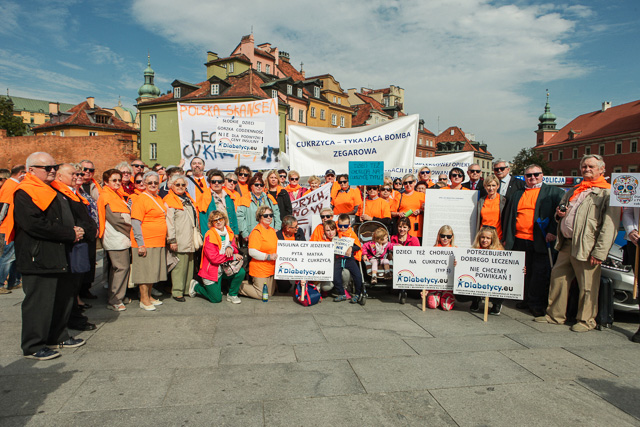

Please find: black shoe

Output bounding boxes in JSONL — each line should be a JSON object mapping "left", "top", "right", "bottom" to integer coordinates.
{"left": 530, "top": 308, "right": 545, "bottom": 318}
{"left": 24, "top": 347, "right": 60, "bottom": 360}
{"left": 69, "top": 322, "right": 97, "bottom": 331}
{"left": 173, "top": 296, "right": 186, "bottom": 302}
{"left": 516, "top": 302, "right": 529, "bottom": 310}
{"left": 489, "top": 303, "right": 502, "bottom": 316}
{"left": 78, "top": 303, "right": 92, "bottom": 310}
{"left": 358, "top": 293, "right": 366, "bottom": 306}
{"left": 79, "top": 291, "right": 98, "bottom": 300}
{"left": 399, "top": 290, "right": 407, "bottom": 305}
{"left": 470, "top": 299, "right": 480, "bottom": 312}
{"left": 631, "top": 328, "right": 640, "bottom": 343}
{"left": 54, "top": 337, "right": 85, "bottom": 349}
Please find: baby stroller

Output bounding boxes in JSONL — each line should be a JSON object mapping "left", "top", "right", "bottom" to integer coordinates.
{"left": 356, "top": 220, "right": 394, "bottom": 288}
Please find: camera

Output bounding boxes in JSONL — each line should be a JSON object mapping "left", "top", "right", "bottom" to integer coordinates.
{"left": 559, "top": 204, "right": 567, "bottom": 213}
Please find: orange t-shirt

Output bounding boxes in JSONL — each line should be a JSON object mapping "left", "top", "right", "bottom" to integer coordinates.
{"left": 310, "top": 223, "right": 327, "bottom": 241}
{"left": 363, "top": 197, "right": 391, "bottom": 219}
{"left": 333, "top": 188, "right": 361, "bottom": 214}
{"left": 442, "top": 186, "right": 470, "bottom": 190}
{"left": 480, "top": 195, "right": 503, "bottom": 240}
{"left": 330, "top": 181, "right": 340, "bottom": 200}
{"left": 515, "top": 188, "right": 540, "bottom": 241}
{"left": 396, "top": 191, "right": 425, "bottom": 237}
{"left": 248, "top": 224, "right": 278, "bottom": 277}
{"left": 130, "top": 192, "right": 167, "bottom": 248}
{"left": 238, "top": 182, "right": 249, "bottom": 197}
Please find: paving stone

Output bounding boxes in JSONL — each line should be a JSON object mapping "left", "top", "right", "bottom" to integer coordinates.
{"left": 576, "top": 376, "right": 640, "bottom": 421}
{"left": 212, "top": 313, "right": 326, "bottom": 346}
{"left": 506, "top": 329, "right": 634, "bottom": 349}
{"left": 500, "top": 347, "right": 616, "bottom": 380}
{"left": 264, "top": 390, "right": 457, "bottom": 426}
{"left": 0, "top": 352, "right": 85, "bottom": 376}
{"left": 349, "top": 351, "right": 538, "bottom": 393}
{"left": 166, "top": 360, "right": 364, "bottom": 404}
{"left": 431, "top": 380, "right": 639, "bottom": 427}
{"left": 219, "top": 344, "right": 296, "bottom": 365}
{"left": 72, "top": 347, "right": 221, "bottom": 371}
{"left": 294, "top": 339, "right": 417, "bottom": 362}
{"left": 404, "top": 334, "right": 526, "bottom": 355}
{"left": 565, "top": 344, "right": 640, "bottom": 379}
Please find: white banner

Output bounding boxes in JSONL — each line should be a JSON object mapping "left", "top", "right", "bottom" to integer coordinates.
{"left": 177, "top": 100, "right": 280, "bottom": 171}
{"left": 423, "top": 189, "right": 478, "bottom": 248}
{"left": 452, "top": 248, "right": 525, "bottom": 300}
{"left": 274, "top": 241, "right": 334, "bottom": 281}
{"left": 215, "top": 118, "right": 265, "bottom": 155}
{"left": 393, "top": 246, "right": 455, "bottom": 290}
{"left": 288, "top": 114, "right": 419, "bottom": 176}
{"left": 610, "top": 173, "right": 640, "bottom": 207}
{"left": 291, "top": 184, "right": 332, "bottom": 239}
{"left": 387, "top": 152, "right": 475, "bottom": 182}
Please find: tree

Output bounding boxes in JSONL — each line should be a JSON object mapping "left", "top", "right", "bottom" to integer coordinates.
{"left": 511, "top": 147, "right": 553, "bottom": 176}
{"left": 0, "top": 98, "right": 29, "bottom": 136}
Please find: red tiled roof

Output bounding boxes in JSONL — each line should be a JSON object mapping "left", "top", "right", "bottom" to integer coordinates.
{"left": 435, "top": 126, "right": 470, "bottom": 143}
{"left": 364, "top": 88, "right": 390, "bottom": 95}
{"left": 254, "top": 48, "right": 274, "bottom": 59}
{"left": 418, "top": 126, "right": 435, "bottom": 137}
{"left": 277, "top": 60, "right": 304, "bottom": 81}
{"left": 545, "top": 99, "right": 640, "bottom": 146}
{"left": 205, "top": 54, "right": 252, "bottom": 65}
{"left": 33, "top": 100, "right": 137, "bottom": 133}
{"left": 355, "top": 93, "right": 385, "bottom": 111}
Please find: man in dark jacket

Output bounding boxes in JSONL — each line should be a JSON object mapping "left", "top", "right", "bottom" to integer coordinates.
{"left": 493, "top": 159, "right": 525, "bottom": 200}
{"left": 461, "top": 163, "right": 488, "bottom": 199}
{"left": 14, "top": 152, "right": 85, "bottom": 361}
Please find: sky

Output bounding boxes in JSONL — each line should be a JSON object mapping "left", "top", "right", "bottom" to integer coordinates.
{"left": 1, "top": 0, "right": 639, "bottom": 160}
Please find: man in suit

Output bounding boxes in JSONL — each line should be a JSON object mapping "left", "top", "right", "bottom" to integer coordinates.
{"left": 493, "top": 159, "right": 524, "bottom": 200}
{"left": 503, "top": 164, "right": 564, "bottom": 317}
{"left": 462, "top": 163, "right": 487, "bottom": 198}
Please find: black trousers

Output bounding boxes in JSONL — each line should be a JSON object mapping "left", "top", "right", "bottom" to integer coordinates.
{"left": 514, "top": 238, "right": 553, "bottom": 311}
{"left": 80, "top": 239, "right": 97, "bottom": 292}
{"left": 68, "top": 273, "right": 89, "bottom": 329}
{"left": 21, "top": 273, "right": 73, "bottom": 355}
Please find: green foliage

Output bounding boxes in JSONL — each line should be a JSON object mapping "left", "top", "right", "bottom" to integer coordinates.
{"left": 0, "top": 98, "right": 29, "bottom": 136}
{"left": 511, "top": 147, "right": 553, "bottom": 175}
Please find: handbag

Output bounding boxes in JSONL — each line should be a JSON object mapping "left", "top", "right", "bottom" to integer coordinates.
{"left": 294, "top": 280, "right": 322, "bottom": 306}
{"left": 193, "top": 228, "right": 203, "bottom": 250}
{"left": 221, "top": 257, "right": 243, "bottom": 276}
{"left": 70, "top": 242, "right": 91, "bottom": 274}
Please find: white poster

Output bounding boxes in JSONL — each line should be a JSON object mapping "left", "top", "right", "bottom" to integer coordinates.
{"left": 291, "top": 184, "right": 332, "bottom": 239}
{"left": 215, "top": 118, "right": 265, "bottom": 155}
{"left": 177, "top": 100, "right": 280, "bottom": 171}
{"left": 393, "top": 246, "right": 455, "bottom": 290}
{"left": 610, "top": 173, "right": 640, "bottom": 207}
{"left": 333, "top": 237, "right": 354, "bottom": 256}
{"left": 385, "top": 152, "right": 475, "bottom": 183}
{"left": 274, "top": 241, "right": 334, "bottom": 281}
{"left": 288, "top": 115, "right": 419, "bottom": 176}
{"left": 452, "top": 248, "right": 525, "bottom": 300}
{"left": 423, "top": 189, "right": 478, "bottom": 248}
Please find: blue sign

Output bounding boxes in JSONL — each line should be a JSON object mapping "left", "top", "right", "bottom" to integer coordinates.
{"left": 349, "top": 161, "right": 384, "bottom": 186}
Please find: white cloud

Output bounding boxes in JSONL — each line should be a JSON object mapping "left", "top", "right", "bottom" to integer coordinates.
{"left": 0, "top": 1, "right": 20, "bottom": 36}
{"left": 89, "top": 44, "right": 125, "bottom": 66}
{"left": 131, "top": 0, "right": 592, "bottom": 158}
{"left": 56, "top": 60, "right": 84, "bottom": 71}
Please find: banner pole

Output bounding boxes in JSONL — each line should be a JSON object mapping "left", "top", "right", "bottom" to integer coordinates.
{"left": 634, "top": 247, "right": 639, "bottom": 299}
{"left": 421, "top": 289, "right": 426, "bottom": 312}
{"left": 483, "top": 296, "right": 489, "bottom": 322}
{"left": 362, "top": 186, "right": 367, "bottom": 221}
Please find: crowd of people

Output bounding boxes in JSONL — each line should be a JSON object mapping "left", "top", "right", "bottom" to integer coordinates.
{"left": 0, "top": 151, "right": 636, "bottom": 361}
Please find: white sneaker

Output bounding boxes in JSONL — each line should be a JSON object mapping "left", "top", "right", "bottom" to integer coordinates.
{"left": 227, "top": 295, "right": 241, "bottom": 304}
{"left": 189, "top": 280, "right": 198, "bottom": 298}
{"left": 151, "top": 288, "right": 162, "bottom": 297}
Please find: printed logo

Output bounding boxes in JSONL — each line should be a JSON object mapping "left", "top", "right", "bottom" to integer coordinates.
{"left": 612, "top": 175, "right": 638, "bottom": 205}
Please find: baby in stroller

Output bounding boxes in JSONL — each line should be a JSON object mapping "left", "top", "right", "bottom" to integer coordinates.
{"left": 362, "top": 227, "right": 392, "bottom": 285}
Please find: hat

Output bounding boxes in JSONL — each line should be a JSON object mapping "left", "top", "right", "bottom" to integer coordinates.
{"left": 325, "top": 169, "right": 335, "bottom": 176}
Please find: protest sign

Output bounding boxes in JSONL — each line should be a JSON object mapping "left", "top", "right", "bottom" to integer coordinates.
{"left": 333, "top": 237, "right": 354, "bottom": 256}
{"left": 610, "top": 173, "right": 640, "bottom": 207}
{"left": 291, "top": 184, "right": 332, "bottom": 239}
{"left": 392, "top": 246, "right": 455, "bottom": 290}
{"left": 176, "top": 100, "right": 280, "bottom": 171}
{"left": 288, "top": 115, "right": 418, "bottom": 176}
{"left": 215, "top": 118, "right": 265, "bottom": 155}
{"left": 274, "top": 241, "right": 334, "bottom": 281}
{"left": 385, "top": 152, "right": 475, "bottom": 183}
{"left": 423, "top": 190, "right": 478, "bottom": 248}
{"left": 452, "top": 248, "right": 525, "bottom": 300}
{"left": 349, "top": 161, "right": 384, "bottom": 186}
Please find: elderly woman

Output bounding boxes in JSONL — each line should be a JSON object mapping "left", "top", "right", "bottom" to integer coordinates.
{"left": 130, "top": 171, "right": 167, "bottom": 311}
{"left": 115, "top": 161, "right": 135, "bottom": 195}
{"left": 304, "top": 175, "right": 321, "bottom": 195}
{"left": 442, "top": 167, "right": 468, "bottom": 190}
{"left": 98, "top": 169, "right": 132, "bottom": 311}
{"left": 164, "top": 174, "right": 199, "bottom": 302}
{"left": 235, "top": 165, "right": 252, "bottom": 197}
{"left": 223, "top": 172, "right": 241, "bottom": 203}
{"left": 265, "top": 169, "right": 292, "bottom": 220}
{"left": 193, "top": 210, "right": 244, "bottom": 304}
{"left": 391, "top": 174, "right": 425, "bottom": 240}
{"left": 236, "top": 174, "right": 281, "bottom": 244}
{"left": 240, "top": 206, "right": 278, "bottom": 299}
{"left": 285, "top": 170, "right": 306, "bottom": 201}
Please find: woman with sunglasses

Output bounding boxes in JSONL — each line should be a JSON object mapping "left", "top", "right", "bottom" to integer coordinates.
{"left": 265, "top": 169, "right": 292, "bottom": 220}
{"left": 98, "top": 169, "right": 132, "bottom": 312}
{"left": 236, "top": 174, "right": 281, "bottom": 245}
{"left": 310, "top": 208, "right": 335, "bottom": 241}
{"left": 424, "top": 225, "right": 456, "bottom": 311}
{"left": 391, "top": 174, "right": 425, "bottom": 240}
{"left": 442, "top": 167, "right": 469, "bottom": 190}
{"left": 332, "top": 174, "right": 361, "bottom": 215}
{"left": 393, "top": 178, "right": 403, "bottom": 194}
{"left": 223, "top": 172, "right": 241, "bottom": 203}
{"left": 418, "top": 167, "right": 435, "bottom": 188}
{"left": 360, "top": 186, "right": 392, "bottom": 227}
{"left": 234, "top": 165, "right": 252, "bottom": 197}
{"left": 285, "top": 170, "right": 306, "bottom": 201}
{"left": 127, "top": 172, "right": 146, "bottom": 208}
{"left": 164, "top": 175, "right": 199, "bottom": 302}
{"left": 130, "top": 171, "right": 167, "bottom": 311}
{"left": 240, "top": 206, "right": 278, "bottom": 299}
{"left": 476, "top": 175, "right": 505, "bottom": 241}
{"left": 74, "top": 163, "right": 100, "bottom": 304}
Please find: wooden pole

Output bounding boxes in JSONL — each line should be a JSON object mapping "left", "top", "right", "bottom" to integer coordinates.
{"left": 483, "top": 296, "right": 489, "bottom": 322}
{"left": 362, "top": 186, "right": 367, "bottom": 220}
{"left": 421, "top": 289, "right": 426, "bottom": 312}
{"left": 634, "top": 247, "right": 639, "bottom": 299}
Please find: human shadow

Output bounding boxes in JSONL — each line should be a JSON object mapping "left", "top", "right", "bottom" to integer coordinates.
{"left": 578, "top": 377, "right": 640, "bottom": 421}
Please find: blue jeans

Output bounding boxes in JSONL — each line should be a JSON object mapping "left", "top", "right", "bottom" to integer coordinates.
{"left": 0, "top": 241, "right": 20, "bottom": 289}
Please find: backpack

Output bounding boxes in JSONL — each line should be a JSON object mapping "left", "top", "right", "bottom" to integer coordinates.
{"left": 294, "top": 280, "right": 322, "bottom": 306}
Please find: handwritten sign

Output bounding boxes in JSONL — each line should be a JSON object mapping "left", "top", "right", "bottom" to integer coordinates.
{"left": 392, "top": 246, "right": 454, "bottom": 290}
{"left": 349, "top": 161, "right": 384, "bottom": 186}
{"left": 292, "top": 184, "right": 332, "bottom": 239}
{"left": 452, "top": 248, "right": 525, "bottom": 300}
{"left": 215, "top": 118, "right": 265, "bottom": 155}
{"left": 333, "top": 237, "right": 354, "bottom": 256}
{"left": 610, "top": 173, "right": 640, "bottom": 207}
{"left": 275, "top": 241, "right": 334, "bottom": 281}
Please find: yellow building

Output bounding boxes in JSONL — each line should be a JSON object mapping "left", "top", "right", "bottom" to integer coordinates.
{"left": 1, "top": 95, "right": 75, "bottom": 134}
{"left": 304, "top": 74, "right": 353, "bottom": 128}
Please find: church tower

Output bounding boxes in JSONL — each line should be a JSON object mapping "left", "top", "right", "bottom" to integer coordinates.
{"left": 137, "top": 55, "right": 161, "bottom": 103}
{"left": 535, "top": 91, "right": 557, "bottom": 146}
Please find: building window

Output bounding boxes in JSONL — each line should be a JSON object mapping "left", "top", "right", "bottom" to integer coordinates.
{"left": 557, "top": 170, "right": 563, "bottom": 176}
{"left": 572, "top": 148, "right": 578, "bottom": 159}
{"left": 616, "top": 142, "right": 622, "bottom": 154}
{"left": 211, "top": 84, "right": 219, "bottom": 95}
{"left": 89, "top": 131, "right": 97, "bottom": 136}
{"left": 287, "top": 84, "right": 292, "bottom": 95}
{"left": 548, "top": 152, "right": 553, "bottom": 162}
{"left": 630, "top": 166, "right": 637, "bottom": 173}
{"left": 337, "top": 98, "right": 341, "bottom": 105}
{"left": 173, "top": 87, "right": 181, "bottom": 98}
{"left": 331, "top": 114, "right": 337, "bottom": 126}
{"left": 51, "top": 131, "right": 56, "bottom": 135}
{"left": 310, "top": 107, "right": 316, "bottom": 118}
{"left": 150, "top": 143, "right": 157, "bottom": 160}
{"left": 571, "top": 170, "right": 578, "bottom": 176}
{"left": 150, "top": 114, "right": 157, "bottom": 131}
{"left": 96, "top": 115, "right": 110, "bottom": 124}
{"left": 228, "top": 63, "right": 234, "bottom": 73}
{"left": 265, "top": 64, "right": 270, "bottom": 74}
{"left": 585, "top": 146, "right": 591, "bottom": 155}
{"left": 599, "top": 145, "right": 605, "bottom": 156}
{"left": 558, "top": 150, "right": 563, "bottom": 160}
{"left": 333, "top": 96, "right": 337, "bottom": 103}
{"left": 632, "top": 140, "right": 638, "bottom": 152}
{"left": 384, "top": 98, "right": 389, "bottom": 107}
{"left": 297, "top": 88, "right": 302, "bottom": 98}
{"left": 320, "top": 109, "right": 325, "bottom": 120}
{"left": 271, "top": 89, "right": 278, "bottom": 98}
{"left": 613, "top": 167, "right": 622, "bottom": 173}
{"left": 256, "top": 61, "right": 261, "bottom": 72}
{"left": 288, "top": 107, "right": 294, "bottom": 120}
{"left": 340, "top": 116, "right": 345, "bottom": 127}
{"left": 299, "top": 109, "right": 304, "bottom": 123}
{"left": 60, "top": 130, "right": 64, "bottom": 137}
{"left": 314, "top": 87, "right": 320, "bottom": 98}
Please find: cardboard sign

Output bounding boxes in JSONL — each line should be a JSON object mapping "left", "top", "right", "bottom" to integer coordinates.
{"left": 333, "top": 237, "right": 354, "bottom": 256}
{"left": 452, "top": 248, "right": 525, "bottom": 300}
{"left": 215, "top": 118, "right": 265, "bottom": 155}
{"left": 274, "top": 241, "right": 334, "bottom": 281}
{"left": 392, "top": 246, "right": 455, "bottom": 290}
{"left": 349, "top": 161, "right": 384, "bottom": 186}
{"left": 610, "top": 173, "right": 640, "bottom": 207}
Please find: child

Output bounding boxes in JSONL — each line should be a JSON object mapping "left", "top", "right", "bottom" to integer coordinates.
{"left": 425, "top": 225, "right": 456, "bottom": 311}
{"left": 390, "top": 217, "right": 420, "bottom": 304}
{"left": 469, "top": 226, "right": 504, "bottom": 315}
{"left": 333, "top": 214, "right": 365, "bottom": 304}
{"left": 362, "top": 227, "right": 392, "bottom": 284}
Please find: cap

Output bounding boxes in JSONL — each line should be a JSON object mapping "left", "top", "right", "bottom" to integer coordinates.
{"left": 325, "top": 169, "right": 335, "bottom": 176}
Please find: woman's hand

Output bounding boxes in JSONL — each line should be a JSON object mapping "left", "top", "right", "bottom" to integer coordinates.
{"left": 138, "top": 246, "right": 147, "bottom": 257}
{"left": 225, "top": 247, "right": 234, "bottom": 257}
{"left": 267, "top": 253, "right": 278, "bottom": 261}
{"left": 169, "top": 243, "right": 178, "bottom": 252}
{"left": 234, "top": 254, "right": 244, "bottom": 261}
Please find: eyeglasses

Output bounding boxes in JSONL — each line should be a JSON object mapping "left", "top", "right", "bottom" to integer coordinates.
{"left": 210, "top": 179, "right": 224, "bottom": 184}
{"left": 525, "top": 172, "right": 542, "bottom": 178}
{"left": 440, "top": 234, "right": 453, "bottom": 239}
{"left": 83, "top": 167, "right": 95, "bottom": 173}
{"left": 253, "top": 183, "right": 264, "bottom": 188}
{"left": 337, "top": 224, "right": 349, "bottom": 229}
{"left": 226, "top": 179, "right": 237, "bottom": 184}
{"left": 450, "top": 173, "right": 463, "bottom": 178}
{"left": 212, "top": 217, "right": 224, "bottom": 223}
{"left": 326, "top": 174, "right": 335, "bottom": 178}
{"left": 279, "top": 174, "right": 287, "bottom": 178}
{"left": 110, "top": 178, "right": 122, "bottom": 183}
{"left": 438, "top": 178, "right": 447, "bottom": 181}
{"left": 174, "top": 183, "right": 186, "bottom": 187}
{"left": 32, "top": 165, "right": 59, "bottom": 172}
{"left": 238, "top": 172, "right": 249, "bottom": 177}
{"left": 381, "top": 187, "right": 391, "bottom": 191}
{"left": 320, "top": 215, "right": 332, "bottom": 219}
{"left": 289, "top": 177, "right": 299, "bottom": 181}
{"left": 338, "top": 180, "right": 348, "bottom": 184}
{"left": 493, "top": 166, "right": 508, "bottom": 172}
{"left": 261, "top": 213, "right": 274, "bottom": 218}
{"left": 135, "top": 180, "right": 143, "bottom": 184}
{"left": 403, "top": 180, "right": 414, "bottom": 185}
{"left": 132, "top": 164, "right": 144, "bottom": 168}
{"left": 120, "top": 171, "right": 131, "bottom": 175}
{"left": 420, "top": 171, "right": 431, "bottom": 175}
{"left": 146, "top": 181, "right": 159, "bottom": 186}
{"left": 469, "top": 169, "right": 481, "bottom": 173}
{"left": 73, "top": 172, "right": 84, "bottom": 177}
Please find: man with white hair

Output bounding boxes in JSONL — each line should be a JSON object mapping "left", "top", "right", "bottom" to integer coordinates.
{"left": 493, "top": 159, "right": 524, "bottom": 200}
{"left": 14, "top": 152, "right": 85, "bottom": 360}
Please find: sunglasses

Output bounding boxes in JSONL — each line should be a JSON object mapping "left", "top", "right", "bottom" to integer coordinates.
{"left": 450, "top": 173, "right": 463, "bottom": 178}
{"left": 135, "top": 180, "right": 143, "bottom": 184}
{"left": 253, "top": 183, "right": 264, "bottom": 188}
{"left": 210, "top": 179, "right": 224, "bottom": 184}
{"left": 403, "top": 181, "right": 414, "bottom": 185}
{"left": 226, "top": 179, "right": 237, "bottom": 184}
{"left": 146, "top": 181, "right": 159, "bottom": 186}
{"left": 440, "top": 234, "right": 453, "bottom": 239}
{"left": 289, "top": 177, "right": 299, "bottom": 181}
{"left": 469, "top": 169, "right": 481, "bottom": 173}
{"left": 132, "top": 164, "right": 144, "bottom": 168}
{"left": 238, "top": 172, "right": 249, "bottom": 177}
{"left": 338, "top": 180, "right": 348, "bottom": 184}
{"left": 381, "top": 187, "right": 391, "bottom": 191}
{"left": 320, "top": 215, "right": 333, "bottom": 219}
{"left": 212, "top": 217, "right": 224, "bottom": 223}
{"left": 525, "top": 172, "right": 542, "bottom": 178}
{"left": 32, "top": 165, "right": 59, "bottom": 172}
{"left": 493, "top": 166, "right": 508, "bottom": 172}
{"left": 110, "top": 178, "right": 122, "bottom": 183}
{"left": 82, "top": 167, "right": 95, "bottom": 172}
{"left": 420, "top": 171, "right": 431, "bottom": 174}
{"left": 279, "top": 174, "right": 287, "bottom": 178}
{"left": 337, "top": 224, "right": 350, "bottom": 229}
{"left": 439, "top": 178, "right": 447, "bottom": 181}
{"left": 73, "top": 172, "right": 84, "bottom": 177}
{"left": 174, "top": 183, "right": 186, "bottom": 187}
{"left": 261, "top": 213, "right": 274, "bottom": 218}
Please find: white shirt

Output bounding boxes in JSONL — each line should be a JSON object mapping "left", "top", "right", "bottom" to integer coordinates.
{"left": 498, "top": 174, "right": 512, "bottom": 197}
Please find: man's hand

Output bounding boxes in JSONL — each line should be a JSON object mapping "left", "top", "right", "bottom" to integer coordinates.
{"left": 545, "top": 233, "right": 556, "bottom": 243}
{"left": 169, "top": 243, "right": 178, "bottom": 252}
{"left": 629, "top": 229, "right": 639, "bottom": 245}
{"left": 361, "top": 214, "right": 372, "bottom": 221}
{"left": 555, "top": 207, "right": 567, "bottom": 218}
{"left": 73, "top": 226, "right": 84, "bottom": 242}
{"left": 590, "top": 255, "right": 603, "bottom": 267}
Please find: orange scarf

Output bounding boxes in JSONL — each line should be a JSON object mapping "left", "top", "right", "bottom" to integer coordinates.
{"left": 91, "top": 178, "right": 103, "bottom": 196}
{"left": 51, "top": 180, "right": 89, "bottom": 205}
{"left": 116, "top": 186, "right": 129, "bottom": 201}
{"left": 98, "top": 186, "right": 130, "bottom": 238}
{"left": 163, "top": 190, "right": 195, "bottom": 210}
{"left": 201, "top": 226, "right": 235, "bottom": 268}
{"left": 5, "top": 174, "right": 58, "bottom": 243}
{"left": 570, "top": 175, "right": 610, "bottom": 201}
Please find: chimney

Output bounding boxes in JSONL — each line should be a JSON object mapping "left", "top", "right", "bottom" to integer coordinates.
{"left": 87, "top": 97, "right": 95, "bottom": 109}
{"left": 602, "top": 101, "right": 611, "bottom": 112}
{"left": 419, "top": 119, "right": 424, "bottom": 131}
{"left": 49, "top": 102, "right": 59, "bottom": 115}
